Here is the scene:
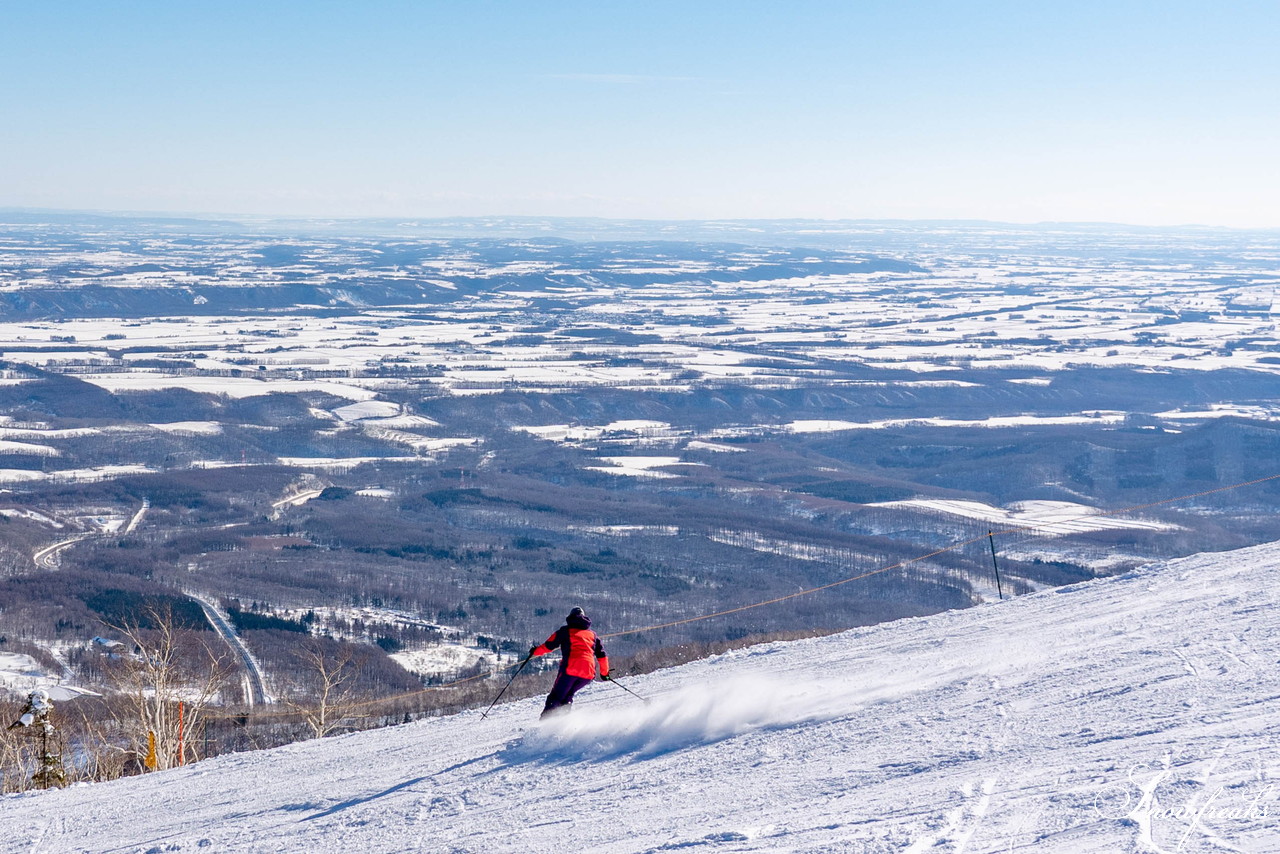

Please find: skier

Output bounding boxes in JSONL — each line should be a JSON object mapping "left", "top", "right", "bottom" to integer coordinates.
{"left": 529, "top": 607, "right": 609, "bottom": 718}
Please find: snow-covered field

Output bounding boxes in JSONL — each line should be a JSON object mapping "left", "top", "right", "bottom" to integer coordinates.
{"left": 5, "top": 540, "right": 1280, "bottom": 852}
{"left": 1, "top": 231, "right": 1279, "bottom": 503}
{"left": 5, "top": 236, "right": 1280, "bottom": 408}
{"left": 0, "top": 654, "right": 52, "bottom": 697}
{"left": 871, "top": 497, "right": 1178, "bottom": 536}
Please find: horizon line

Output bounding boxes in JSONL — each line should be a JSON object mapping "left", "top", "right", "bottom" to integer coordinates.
{"left": 2, "top": 206, "right": 1278, "bottom": 233}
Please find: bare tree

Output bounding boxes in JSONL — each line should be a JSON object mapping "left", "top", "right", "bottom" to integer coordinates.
{"left": 283, "top": 638, "right": 369, "bottom": 739}
{"left": 0, "top": 714, "right": 36, "bottom": 793}
{"left": 106, "top": 605, "right": 232, "bottom": 771}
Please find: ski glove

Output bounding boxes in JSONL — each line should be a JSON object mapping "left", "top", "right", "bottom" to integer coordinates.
{"left": 528, "top": 646, "right": 539, "bottom": 658}
{"left": 600, "top": 673, "right": 612, "bottom": 681}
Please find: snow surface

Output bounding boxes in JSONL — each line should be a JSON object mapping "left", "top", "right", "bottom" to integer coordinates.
{"left": 5, "top": 541, "right": 1280, "bottom": 852}
{"left": 872, "top": 497, "right": 1178, "bottom": 536}
{"left": 0, "top": 440, "right": 59, "bottom": 456}
{"left": 0, "top": 654, "right": 49, "bottom": 694}
{"left": 332, "top": 401, "right": 401, "bottom": 422}
{"left": 77, "top": 374, "right": 378, "bottom": 401}
{"left": 390, "top": 646, "right": 502, "bottom": 680}
{"left": 587, "top": 456, "right": 689, "bottom": 479}
{"left": 784, "top": 412, "right": 1129, "bottom": 433}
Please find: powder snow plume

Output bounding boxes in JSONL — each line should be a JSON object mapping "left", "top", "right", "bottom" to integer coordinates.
{"left": 509, "top": 675, "right": 843, "bottom": 762}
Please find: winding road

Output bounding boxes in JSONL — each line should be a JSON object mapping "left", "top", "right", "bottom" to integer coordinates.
{"left": 32, "top": 500, "right": 150, "bottom": 569}
{"left": 32, "top": 532, "right": 96, "bottom": 569}
{"left": 189, "top": 593, "right": 273, "bottom": 707}
{"left": 30, "top": 499, "right": 273, "bottom": 706}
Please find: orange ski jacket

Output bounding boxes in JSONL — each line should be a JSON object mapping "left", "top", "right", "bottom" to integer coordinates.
{"left": 532, "top": 626, "right": 609, "bottom": 680}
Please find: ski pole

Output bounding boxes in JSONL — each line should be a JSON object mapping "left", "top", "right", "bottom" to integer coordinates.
{"left": 481, "top": 656, "right": 532, "bottom": 719}
{"left": 605, "top": 675, "right": 650, "bottom": 705}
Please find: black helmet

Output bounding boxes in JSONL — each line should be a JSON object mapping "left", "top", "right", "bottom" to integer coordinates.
{"left": 566, "top": 606, "right": 590, "bottom": 628}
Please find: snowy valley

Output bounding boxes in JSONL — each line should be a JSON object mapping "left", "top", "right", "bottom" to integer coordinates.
{"left": 1, "top": 215, "right": 1279, "bottom": 847}
{"left": 4, "top": 538, "right": 1279, "bottom": 853}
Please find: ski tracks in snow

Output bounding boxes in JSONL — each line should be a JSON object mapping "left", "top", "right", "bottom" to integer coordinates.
{"left": 901, "top": 776, "right": 998, "bottom": 854}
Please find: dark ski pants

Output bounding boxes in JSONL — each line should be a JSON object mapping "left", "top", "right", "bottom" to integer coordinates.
{"left": 541, "top": 673, "right": 593, "bottom": 718}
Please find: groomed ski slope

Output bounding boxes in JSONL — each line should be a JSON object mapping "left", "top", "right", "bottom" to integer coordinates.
{"left": 6, "top": 542, "right": 1280, "bottom": 853}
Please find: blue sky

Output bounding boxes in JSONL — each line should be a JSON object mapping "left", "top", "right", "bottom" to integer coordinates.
{"left": 2, "top": 1, "right": 1276, "bottom": 226}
